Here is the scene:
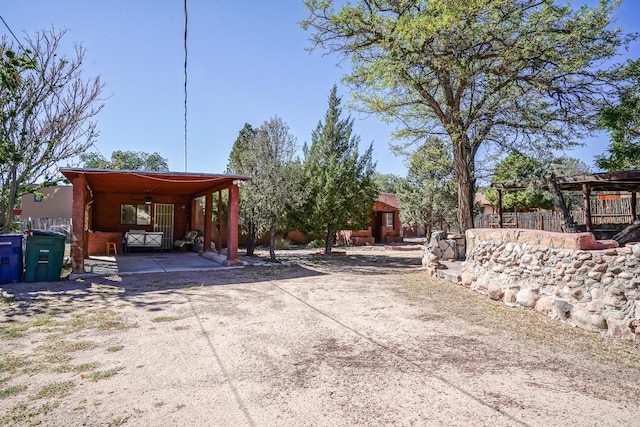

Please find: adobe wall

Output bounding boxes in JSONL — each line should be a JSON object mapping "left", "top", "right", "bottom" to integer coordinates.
{"left": 457, "top": 229, "right": 639, "bottom": 340}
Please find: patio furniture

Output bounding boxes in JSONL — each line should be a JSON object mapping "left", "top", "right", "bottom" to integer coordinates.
{"left": 125, "top": 231, "right": 163, "bottom": 253}
{"left": 105, "top": 241, "right": 117, "bottom": 255}
{"left": 173, "top": 230, "right": 199, "bottom": 251}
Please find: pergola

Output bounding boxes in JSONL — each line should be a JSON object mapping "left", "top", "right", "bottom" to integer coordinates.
{"left": 491, "top": 169, "right": 640, "bottom": 232}
{"left": 60, "top": 168, "right": 251, "bottom": 273}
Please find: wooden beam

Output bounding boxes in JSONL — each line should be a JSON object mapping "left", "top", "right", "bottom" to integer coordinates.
{"left": 204, "top": 193, "right": 213, "bottom": 252}
{"left": 71, "top": 175, "right": 87, "bottom": 273}
{"left": 632, "top": 192, "right": 637, "bottom": 220}
{"left": 217, "top": 190, "right": 223, "bottom": 255}
{"left": 497, "top": 189, "right": 503, "bottom": 228}
{"left": 582, "top": 183, "right": 593, "bottom": 233}
{"left": 224, "top": 184, "right": 241, "bottom": 265}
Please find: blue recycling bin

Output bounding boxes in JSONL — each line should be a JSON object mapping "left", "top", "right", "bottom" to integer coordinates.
{"left": 0, "top": 234, "right": 24, "bottom": 284}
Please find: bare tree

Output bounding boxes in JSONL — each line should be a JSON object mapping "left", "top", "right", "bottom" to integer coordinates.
{"left": 0, "top": 28, "right": 104, "bottom": 232}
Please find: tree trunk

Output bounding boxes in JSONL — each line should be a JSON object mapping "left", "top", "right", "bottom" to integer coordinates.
{"left": 245, "top": 221, "right": 256, "bottom": 256}
{"left": 545, "top": 174, "right": 577, "bottom": 232}
{"left": 269, "top": 221, "right": 277, "bottom": 262}
{"left": 325, "top": 224, "right": 333, "bottom": 254}
{"left": 453, "top": 137, "right": 475, "bottom": 232}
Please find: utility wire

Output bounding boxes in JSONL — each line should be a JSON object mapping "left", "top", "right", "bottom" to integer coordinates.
{"left": 184, "top": 0, "right": 189, "bottom": 172}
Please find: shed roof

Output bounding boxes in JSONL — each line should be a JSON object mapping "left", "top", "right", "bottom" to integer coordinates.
{"left": 60, "top": 168, "right": 251, "bottom": 198}
{"left": 492, "top": 169, "right": 640, "bottom": 193}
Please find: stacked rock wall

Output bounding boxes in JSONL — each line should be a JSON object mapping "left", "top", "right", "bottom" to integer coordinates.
{"left": 460, "top": 228, "right": 640, "bottom": 340}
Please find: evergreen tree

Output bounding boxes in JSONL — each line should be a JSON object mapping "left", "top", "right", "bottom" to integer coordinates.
{"left": 396, "top": 137, "right": 457, "bottom": 239}
{"left": 301, "top": 86, "right": 378, "bottom": 254}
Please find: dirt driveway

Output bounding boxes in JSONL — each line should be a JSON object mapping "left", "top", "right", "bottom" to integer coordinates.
{"left": 1, "top": 246, "right": 639, "bottom": 426}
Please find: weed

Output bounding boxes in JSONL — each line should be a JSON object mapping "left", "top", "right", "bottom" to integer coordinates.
{"left": 1, "top": 401, "right": 59, "bottom": 424}
{"left": 37, "top": 340, "right": 97, "bottom": 354}
{"left": 55, "top": 362, "right": 99, "bottom": 373}
{"left": 0, "top": 324, "right": 29, "bottom": 340}
{"left": 35, "top": 380, "right": 75, "bottom": 399}
{"left": 0, "top": 385, "right": 27, "bottom": 399}
{"left": 175, "top": 403, "right": 186, "bottom": 410}
{"left": 151, "top": 316, "right": 180, "bottom": 323}
{"left": 109, "top": 414, "right": 131, "bottom": 426}
{"left": 0, "top": 355, "right": 28, "bottom": 374}
{"left": 66, "top": 309, "right": 132, "bottom": 331}
{"left": 173, "top": 325, "right": 189, "bottom": 331}
{"left": 153, "top": 400, "right": 165, "bottom": 407}
{"left": 87, "top": 367, "right": 122, "bottom": 382}
{"left": 107, "top": 345, "right": 124, "bottom": 352}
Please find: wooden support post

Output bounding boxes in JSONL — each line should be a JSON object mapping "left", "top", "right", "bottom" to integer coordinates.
{"left": 224, "top": 184, "right": 241, "bottom": 265}
{"left": 632, "top": 192, "right": 637, "bottom": 220}
{"left": 582, "top": 183, "right": 593, "bottom": 233}
{"left": 204, "top": 193, "right": 213, "bottom": 252}
{"left": 217, "top": 190, "right": 223, "bottom": 255}
{"left": 71, "top": 175, "right": 87, "bottom": 273}
{"left": 497, "top": 189, "right": 503, "bottom": 228}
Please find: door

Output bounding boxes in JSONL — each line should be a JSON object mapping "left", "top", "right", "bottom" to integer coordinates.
{"left": 153, "top": 203, "right": 174, "bottom": 249}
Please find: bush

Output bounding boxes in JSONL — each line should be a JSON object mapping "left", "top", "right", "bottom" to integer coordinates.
{"left": 274, "top": 238, "right": 292, "bottom": 250}
{"left": 306, "top": 239, "right": 326, "bottom": 249}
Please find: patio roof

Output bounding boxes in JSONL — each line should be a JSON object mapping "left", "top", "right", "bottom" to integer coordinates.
{"left": 492, "top": 169, "right": 640, "bottom": 192}
{"left": 60, "top": 168, "right": 251, "bottom": 197}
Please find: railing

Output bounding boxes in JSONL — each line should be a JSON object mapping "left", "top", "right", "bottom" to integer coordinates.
{"left": 476, "top": 197, "right": 639, "bottom": 233}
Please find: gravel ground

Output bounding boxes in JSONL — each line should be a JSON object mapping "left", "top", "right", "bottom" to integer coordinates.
{"left": 1, "top": 246, "right": 639, "bottom": 426}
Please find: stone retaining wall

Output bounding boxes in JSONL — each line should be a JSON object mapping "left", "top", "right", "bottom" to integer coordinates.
{"left": 440, "top": 228, "right": 639, "bottom": 340}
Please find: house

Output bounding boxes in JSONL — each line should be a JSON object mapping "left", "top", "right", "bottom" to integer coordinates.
{"left": 339, "top": 193, "right": 404, "bottom": 245}
{"left": 19, "top": 185, "right": 73, "bottom": 220}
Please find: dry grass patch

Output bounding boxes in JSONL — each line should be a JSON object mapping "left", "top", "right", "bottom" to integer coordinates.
{"left": 35, "top": 380, "right": 75, "bottom": 399}
{"left": 399, "top": 271, "right": 640, "bottom": 367}
{"left": 151, "top": 316, "right": 180, "bottom": 323}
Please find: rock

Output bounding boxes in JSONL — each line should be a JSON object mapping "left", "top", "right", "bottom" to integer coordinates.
{"left": 460, "top": 272, "right": 475, "bottom": 287}
{"left": 516, "top": 288, "right": 537, "bottom": 308}
{"left": 554, "top": 299, "right": 573, "bottom": 319}
{"left": 487, "top": 283, "right": 504, "bottom": 300}
{"left": 504, "top": 288, "right": 518, "bottom": 304}
{"left": 587, "top": 271, "right": 603, "bottom": 281}
{"left": 535, "top": 296, "right": 553, "bottom": 314}
{"left": 571, "top": 309, "right": 607, "bottom": 332}
{"left": 571, "top": 288, "right": 584, "bottom": 300}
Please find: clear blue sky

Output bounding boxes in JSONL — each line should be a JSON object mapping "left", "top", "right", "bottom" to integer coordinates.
{"left": 2, "top": 1, "right": 640, "bottom": 176}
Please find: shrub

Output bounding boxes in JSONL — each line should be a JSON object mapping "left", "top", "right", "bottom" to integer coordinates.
{"left": 307, "top": 239, "right": 326, "bottom": 249}
{"left": 274, "top": 239, "right": 292, "bottom": 250}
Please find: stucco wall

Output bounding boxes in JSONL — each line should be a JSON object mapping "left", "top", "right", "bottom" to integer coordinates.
{"left": 432, "top": 228, "right": 640, "bottom": 340}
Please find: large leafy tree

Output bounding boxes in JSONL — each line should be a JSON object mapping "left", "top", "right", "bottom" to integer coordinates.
{"left": 1, "top": 29, "right": 104, "bottom": 232}
{"left": 301, "top": 85, "right": 378, "bottom": 254}
{"left": 227, "top": 118, "right": 303, "bottom": 261}
{"left": 596, "top": 59, "right": 640, "bottom": 171}
{"left": 397, "top": 137, "right": 457, "bottom": 239}
{"left": 302, "top": 0, "right": 633, "bottom": 232}
{"left": 80, "top": 150, "right": 169, "bottom": 171}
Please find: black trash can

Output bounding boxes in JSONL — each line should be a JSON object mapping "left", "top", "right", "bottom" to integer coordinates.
{"left": 24, "top": 230, "right": 66, "bottom": 282}
{"left": 0, "top": 234, "right": 23, "bottom": 284}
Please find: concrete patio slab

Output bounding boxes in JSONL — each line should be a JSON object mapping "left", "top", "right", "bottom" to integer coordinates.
{"left": 116, "top": 251, "right": 234, "bottom": 274}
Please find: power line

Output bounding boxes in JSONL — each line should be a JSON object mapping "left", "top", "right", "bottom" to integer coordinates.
{"left": 184, "top": 0, "right": 189, "bottom": 172}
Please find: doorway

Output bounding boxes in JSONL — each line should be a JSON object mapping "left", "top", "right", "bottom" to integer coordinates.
{"left": 154, "top": 203, "right": 174, "bottom": 249}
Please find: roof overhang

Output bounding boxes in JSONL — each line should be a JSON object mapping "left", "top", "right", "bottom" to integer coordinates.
{"left": 492, "top": 169, "right": 640, "bottom": 193}
{"left": 60, "top": 168, "right": 251, "bottom": 198}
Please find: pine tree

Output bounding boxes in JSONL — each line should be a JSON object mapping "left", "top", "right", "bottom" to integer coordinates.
{"left": 302, "top": 86, "right": 378, "bottom": 254}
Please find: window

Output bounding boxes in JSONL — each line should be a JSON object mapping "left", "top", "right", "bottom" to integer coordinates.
{"left": 121, "top": 204, "right": 151, "bottom": 225}
{"left": 385, "top": 212, "right": 394, "bottom": 228}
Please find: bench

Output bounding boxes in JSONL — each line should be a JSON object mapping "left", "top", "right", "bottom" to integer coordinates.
{"left": 125, "top": 231, "right": 163, "bottom": 253}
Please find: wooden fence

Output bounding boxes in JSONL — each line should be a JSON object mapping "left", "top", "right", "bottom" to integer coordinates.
{"left": 476, "top": 197, "right": 640, "bottom": 233}
{"left": 15, "top": 217, "right": 72, "bottom": 242}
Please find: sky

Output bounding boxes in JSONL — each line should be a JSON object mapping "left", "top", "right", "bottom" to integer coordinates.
{"left": 2, "top": 0, "right": 640, "bottom": 177}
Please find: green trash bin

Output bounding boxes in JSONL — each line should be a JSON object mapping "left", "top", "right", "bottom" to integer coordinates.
{"left": 24, "top": 230, "right": 66, "bottom": 282}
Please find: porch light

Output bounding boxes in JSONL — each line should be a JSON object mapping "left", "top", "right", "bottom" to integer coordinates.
{"left": 144, "top": 195, "right": 152, "bottom": 205}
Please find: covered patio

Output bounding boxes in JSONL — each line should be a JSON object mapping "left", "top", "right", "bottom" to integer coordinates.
{"left": 60, "top": 168, "right": 251, "bottom": 274}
